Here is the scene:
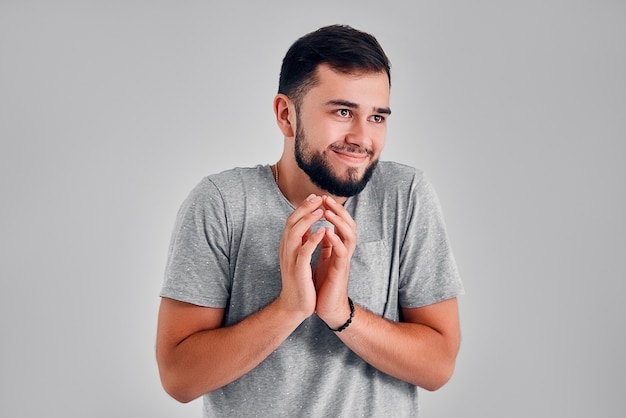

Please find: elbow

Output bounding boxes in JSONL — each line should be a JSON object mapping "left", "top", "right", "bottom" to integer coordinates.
{"left": 157, "top": 351, "right": 223, "bottom": 403}
{"left": 157, "top": 360, "right": 221, "bottom": 403}
{"left": 420, "top": 329, "right": 461, "bottom": 391}
{"left": 168, "top": 391, "right": 196, "bottom": 405}
{"left": 419, "top": 360, "right": 456, "bottom": 392}
{"left": 157, "top": 358, "right": 202, "bottom": 404}
{"left": 157, "top": 346, "right": 203, "bottom": 403}
{"left": 160, "top": 372, "right": 199, "bottom": 404}
{"left": 165, "top": 387, "right": 195, "bottom": 404}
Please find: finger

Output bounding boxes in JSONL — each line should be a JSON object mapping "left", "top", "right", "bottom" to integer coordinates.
{"left": 292, "top": 194, "right": 324, "bottom": 219}
{"left": 322, "top": 195, "right": 354, "bottom": 224}
{"left": 323, "top": 208, "right": 356, "bottom": 251}
{"left": 302, "top": 226, "right": 311, "bottom": 246}
{"left": 287, "top": 194, "right": 323, "bottom": 224}
{"left": 284, "top": 207, "right": 324, "bottom": 252}
{"left": 322, "top": 196, "right": 356, "bottom": 237}
{"left": 296, "top": 226, "right": 326, "bottom": 265}
{"left": 284, "top": 195, "right": 324, "bottom": 238}
{"left": 320, "top": 230, "right": 333, "bottom": 259}
{"left": 323, "top": 227, "right": 348, "bottom": 259}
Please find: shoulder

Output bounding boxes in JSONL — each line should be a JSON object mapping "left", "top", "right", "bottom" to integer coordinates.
{"left": 189, "top": 165, "right": 272, "bottom": 199}
{"left": 358, "top": 161, "right": 442, "bottom": 219}
{"left": 176, "top": 165, "right": 271, "bottom": 215}
{"left": 204, "top": 165, "right": 271, "bottom": 189}
{"left": 369, "top": 161, "right": 430, "bottom": 195}
{"left": 373, "top": 161, "right": 425, "bottom": 184}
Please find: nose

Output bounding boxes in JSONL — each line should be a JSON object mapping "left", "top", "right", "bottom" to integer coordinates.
{"left": 345, "top": 118, "right": 371, "bottom": 149}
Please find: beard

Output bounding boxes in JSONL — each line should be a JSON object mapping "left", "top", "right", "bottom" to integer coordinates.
{"left": 294, "top": 124, "right": 378, "bottom": 197}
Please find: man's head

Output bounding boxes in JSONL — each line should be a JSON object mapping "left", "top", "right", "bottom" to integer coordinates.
{"left": 275, "top": 25, "right": 391, "bottom": 198}
{"left": 278, "top": 25, "right": 391, "bottom": 109}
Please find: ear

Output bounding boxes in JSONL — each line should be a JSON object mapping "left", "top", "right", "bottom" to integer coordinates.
{"left": 274, "top": 94, "right": 296, "bottom": 138}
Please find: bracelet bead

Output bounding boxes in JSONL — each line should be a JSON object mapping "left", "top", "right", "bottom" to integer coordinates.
{"left": 328, "top": 297, "right": 355, "bottom": 332}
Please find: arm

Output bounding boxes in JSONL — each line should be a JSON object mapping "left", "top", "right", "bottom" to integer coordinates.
{"left": 156, "top": 194, "right": 328, "bottom": 402}
{"left": 314, "top": 196, "right": 461, "bottom": 390}
{"left": 333, "top": 298, "right": 461, "bottom": 390}
{"left": 156, "top": 297, "right": 306, "bottom": 403}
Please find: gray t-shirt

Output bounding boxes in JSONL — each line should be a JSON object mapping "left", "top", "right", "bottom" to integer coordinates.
{"left": 161, "top": 161, "right": 463, "bottom": 417}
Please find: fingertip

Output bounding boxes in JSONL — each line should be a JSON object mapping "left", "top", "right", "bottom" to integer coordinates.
{"left": 311, "top": 227, "right": 326, "bottom": 243}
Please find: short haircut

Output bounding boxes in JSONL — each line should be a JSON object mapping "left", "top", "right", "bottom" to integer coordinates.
{"left": 278, "top": 24, "right": 391, "bottom": 106}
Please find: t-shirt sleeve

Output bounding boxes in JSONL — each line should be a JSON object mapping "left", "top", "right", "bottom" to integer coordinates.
{"left": 160, "top": 178, "right": 231, "bottom": 307}
{"left": 398, "top": 172, "right": 464, "bottom": 308}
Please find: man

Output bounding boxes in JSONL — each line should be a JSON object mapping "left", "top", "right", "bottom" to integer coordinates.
{"left": 156, "top": 24, "right": 463, "bottom": 417}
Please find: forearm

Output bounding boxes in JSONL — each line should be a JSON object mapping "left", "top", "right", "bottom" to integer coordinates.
{"left": 335, "top": 301, "right": 460, "bottom": 391}
{"left": 158, "top": 299, "right": 306, "bottom": 403}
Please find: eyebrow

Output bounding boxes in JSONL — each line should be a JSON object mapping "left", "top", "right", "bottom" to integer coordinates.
{"left": 325, "top": 99, "right": 392, "bottom": 115}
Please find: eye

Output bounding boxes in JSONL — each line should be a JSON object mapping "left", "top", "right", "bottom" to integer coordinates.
{"left": 336, "top": 109, "right": 352, "bottom": 118}
{"left": 369, "top": 114, "right": 385, "bottom": 123}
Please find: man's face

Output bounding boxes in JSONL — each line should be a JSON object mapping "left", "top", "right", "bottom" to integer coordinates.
{"left": 294, "top": 64, "right": 391, "bottom": 197}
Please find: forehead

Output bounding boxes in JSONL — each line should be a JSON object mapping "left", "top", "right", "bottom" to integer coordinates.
{"left": 303, "top": 64, "right": 390, "bottom": 108}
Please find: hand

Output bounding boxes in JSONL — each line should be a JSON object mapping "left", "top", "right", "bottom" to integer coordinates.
{"left": 313, "top": 196, "right": 357, "bottom": 328}
{"left": 277, "top": 194, "right": 326, "bottom": 319}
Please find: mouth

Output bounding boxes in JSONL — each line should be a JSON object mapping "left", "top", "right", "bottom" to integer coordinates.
{"left": 332, "top": 150, "right": 369, "bottom": 164}
{"left": 329, "top": 145, "right": 373, "bottom": 165}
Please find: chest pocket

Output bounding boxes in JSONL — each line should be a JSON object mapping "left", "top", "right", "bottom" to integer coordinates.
{"left": 348, "top": 240, "right": 396, "bottom": 317}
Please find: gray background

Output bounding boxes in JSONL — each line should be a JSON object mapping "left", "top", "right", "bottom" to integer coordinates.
{"left": 1, "top": 1, "right": 624, "bottom": 417}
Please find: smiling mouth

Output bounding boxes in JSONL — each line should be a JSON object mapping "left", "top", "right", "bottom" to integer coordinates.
{"left": 333, "top": 150, "right": 368, "bottom": 161}
{"left": 329, "top": 144, "right": 373, "bottom": 157}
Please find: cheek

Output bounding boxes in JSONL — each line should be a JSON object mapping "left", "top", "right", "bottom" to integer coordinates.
{"left": 371, "top": 128, "right": 387, "bottom": 152}
{"left": 308, "top": 121, "right": 342, "bottom": 145}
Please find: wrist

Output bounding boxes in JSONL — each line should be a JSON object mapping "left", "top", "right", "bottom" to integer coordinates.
{"left": 274, "top": 292, "right": 315, "bottom": 325}
{"left": 326, "top": 297, "right": 355, "bottom": 332}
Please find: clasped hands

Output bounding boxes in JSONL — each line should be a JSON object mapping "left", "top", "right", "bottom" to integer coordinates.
{"left": 278, "top": 194, "right": 356, "bottom": 329}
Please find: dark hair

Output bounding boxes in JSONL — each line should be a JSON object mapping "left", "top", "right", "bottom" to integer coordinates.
{"left": 278, "top": 25, "right": 391, "bottom": 105}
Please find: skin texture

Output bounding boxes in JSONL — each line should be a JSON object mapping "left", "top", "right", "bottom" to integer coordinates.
{"left": 156, "top": 64, "right": 461, "bottom": 403}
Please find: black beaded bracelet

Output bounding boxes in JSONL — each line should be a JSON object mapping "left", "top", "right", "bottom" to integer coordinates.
{"left": 328, "top": 297, "right": 355, "bottom": 332}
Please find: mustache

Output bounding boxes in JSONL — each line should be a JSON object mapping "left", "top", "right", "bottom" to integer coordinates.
{"left": 328, "top": 143, "right": 374, "bottom": 156}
